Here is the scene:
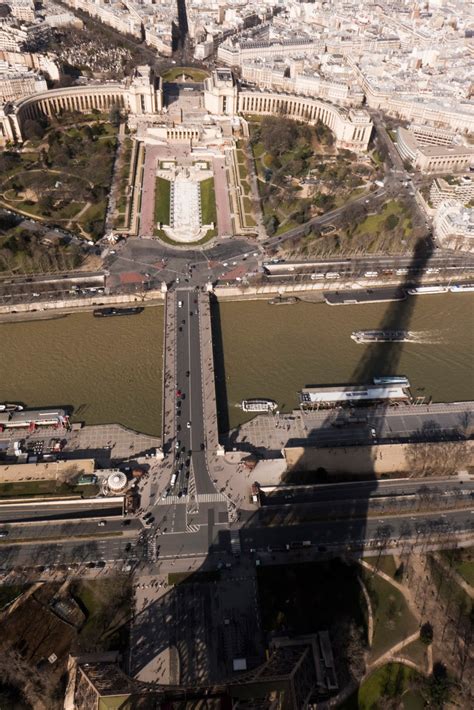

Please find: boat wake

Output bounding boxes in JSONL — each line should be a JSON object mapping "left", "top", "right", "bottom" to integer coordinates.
{"left": 351, "top": 329, "right": 444, "bottom": 344}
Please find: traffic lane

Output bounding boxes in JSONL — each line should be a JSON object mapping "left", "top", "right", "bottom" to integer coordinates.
{"left": 0, "top": 517, "right": 140, "bottom": 539}
{"left": 239, "top": 509, "right": 473, "bottom": 551}
{"left": 261, "top": 488, "right": 473, "bottom": 508}
{"left": 176, "top": 288, "right": 215, "bottom": 495}
{"left": 0, "top": 503, "right": 124, "bottom": 523}
{"left": 261, "top": 477, "right": 473, "bottom": 503}
{"left": 0, "top": 537, "right": 135, "bottom": 569}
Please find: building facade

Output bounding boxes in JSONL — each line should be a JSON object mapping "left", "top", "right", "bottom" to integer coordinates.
{"left": 397, "top": 126, "right": 474, "bottom": 174}
{"left": 0, "top": 65, "right": 162, "bottom": 143}
{"left": 433, "top": 199, "right": 474, "bottom": 252}
{"left": 237, "top": 91, "right": 372, "bottom": 151}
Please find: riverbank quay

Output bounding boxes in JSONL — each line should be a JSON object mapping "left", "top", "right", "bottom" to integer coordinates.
{"left": 213, "top": 278, "right": 473, "bottom": 302}
{"left": 0, "top": 288, "right": 166, "bottom": 323}
{"left": 0, "top": 423, "right": 161, "bottom": 467}
{"left": 227, "top": 401, "right": 474, "bottom": 466}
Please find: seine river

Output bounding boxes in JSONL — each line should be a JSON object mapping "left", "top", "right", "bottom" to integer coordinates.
{"left": 0, "top": 308, "right": 164, "bottom": 436}
{"left": 0, "top": 294, "right": 472, "bottom": 435}
{"left": 213, "top": 294, "right": 474, "bottom": 430}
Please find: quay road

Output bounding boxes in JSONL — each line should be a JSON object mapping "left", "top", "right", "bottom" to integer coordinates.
{"left": 0, "top": 498, "right": 124, "bottom": 524}
{"left": 260, "top": 476, "right": 474, "bottom": 507}
{"left": 1, "top": 502, "right": 471, "bottom": 572}
{"left": 233, "top": 402, "right": 474, "bottom": 452}
{"left": 262, "top": 253, "right": 474, "bottom": 282}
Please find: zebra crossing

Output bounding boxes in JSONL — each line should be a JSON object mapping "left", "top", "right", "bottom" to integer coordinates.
{"left": 197, "top": 493, "right": 228, "bottom": 503}
{"left": 156, "top": 492, "right": 228, "bottom": 506}
{"left": 186, "top": 523, "right": 200, "bottom": 533}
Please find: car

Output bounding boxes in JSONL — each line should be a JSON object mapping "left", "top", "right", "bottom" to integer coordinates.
{"left": 183, "top": 487, "right": 188, "bottom": 495}
{"left": 178, "top": 301, "right": 183, "bottom": 308}
{"left": 181, "top": 319, "right": 185, "bottom": 324}
{"left": 98, "top": 520, "right": 107, "bottom": 527}
{"left": 122, "top": 519, "right": 131, "bottom": 526}
{"left": 370, "top": 428, "right": 377, "bottom": 438}
{"left": 178, "top": 491, "right": 183, "bottom": 498}
{"left": 178, "top": 326, "right": 182, "bottom": 332}
{"left": 177, "top": 424, "right": 181, "bottom": 431}
{"left": 186, "top": 421, "right": 191, "bottom": 429}
{"left": 189, "top": 311, "right": 193, "bottom": 316}
{"left": 125, "top": 543, "right": 132, "bottom": 552}
{"left": 186, "top": 370, "right": 190, "bottom": 377}
{"left": 0, "top": 529, "right": 9, "bottom": 538}
{"left": 176, "top": 389, "right": 181, "bottom": 397}
{"left": 175, "top": 440, "right": 181, "bottom": 449}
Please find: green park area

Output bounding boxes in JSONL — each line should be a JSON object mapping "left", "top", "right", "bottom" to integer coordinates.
{"left": 284, "top": 197, "right": 416, "bottom": 259}
{"left": 361, "top": 566, "right": 418, "bottom": 660}
{"left": 71, "top": 576, "right": 132, "bottom": 652}
{"left": 249, "top": 115, "right": 376, "bottom": 238}
{"left": 153, "top": 176, "right": 171, "bottom": 228}
{"left": 161, "top": 66, "right": 209, "bottom": 83}
{"left": 235, "top": 141, "right": 257, "bottom": 227}
{"left": 114, "top": 136, "right": 134, "bottom": 229}
{"left": 440, "top": 546, "right": 474, "bottom": 587}
{"left": 0, "top": 479, "right": 99, "bottom": 499}
{"left": 200, "top": 176, "right": 217, "bottom": 227}
{"left": 0, "top": 113, "right": 117, "bottom": 243}
{"left": 356, "top": 663, "right": 425, "bottom": 710}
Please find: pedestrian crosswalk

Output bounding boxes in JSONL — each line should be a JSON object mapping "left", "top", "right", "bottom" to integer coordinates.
{"left": 197, "top": 493, "right": 228, "bottom": 503}
{"left": 186, "top": 523, "right": 200, "bottom": 533}
{"left": 156, "top": 492, "right": 228, "bottom": 506}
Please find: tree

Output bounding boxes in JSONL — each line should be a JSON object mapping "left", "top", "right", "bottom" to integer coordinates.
{"left": 420, "top": 621, "right": 433, "bottom": 645}
{"left": 109, "top": 103, "right": 121, "bottom": 126}
{"left": 22, "top": 119, "right": 46, "bottom": 141}
{"left": 385, "top": 213, "right": 399, "bottom": 230}
{"left": 264, "top": 214, "right": 279, "bottom": 236}
{"left": 38, "top": 193, "right": 54, "bottom": 214}
{"left": 261, "top": 116, "right": 298, "bottom": 156}
{"left": 424, "top": 663, "right": 451, "bottom": 708}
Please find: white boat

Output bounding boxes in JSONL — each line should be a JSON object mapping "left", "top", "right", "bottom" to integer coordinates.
{"left": 373, "top": 376, "right": 410, "bottom": 387}
{"left": 0, "top": 403, "right": 24, "bottom": 412}
{"left": 449, "top": 284, "right": 474, "bottom": 293}
{"left": 241, "top": 399, "right": 277, "bottom": 413}
{"left": 406, "top": 286, "right": 448, "bottom": 295}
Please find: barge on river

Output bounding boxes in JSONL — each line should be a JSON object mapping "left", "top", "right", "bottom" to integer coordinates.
{"left": 93, "top": 307, "right": 144, "bottom": 317}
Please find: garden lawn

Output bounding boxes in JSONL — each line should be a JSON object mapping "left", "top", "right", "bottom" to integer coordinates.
{"left": 358, "top": 663, "right": 424, "bottom": 710}
{"left": 200, "top": 177, "right": 217, "bottom": 225}
{"left": 154, "top": 177, "right": 171, "bottom": 225}
{"left": 161, "top": 66, "right": 209, "bottom": 82}
{"left": 361, "top": 568, "right": 418, "bottom": 659}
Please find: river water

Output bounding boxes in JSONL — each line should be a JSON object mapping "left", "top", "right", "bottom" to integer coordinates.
{"left": 213, "top": 294, "right": 474, "bottom": 430}
{"left": 0, "top": 294, "right": 472, "bottom": 435}
{"left": 0, "top": 308, "right": 164, "bottom": 436}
